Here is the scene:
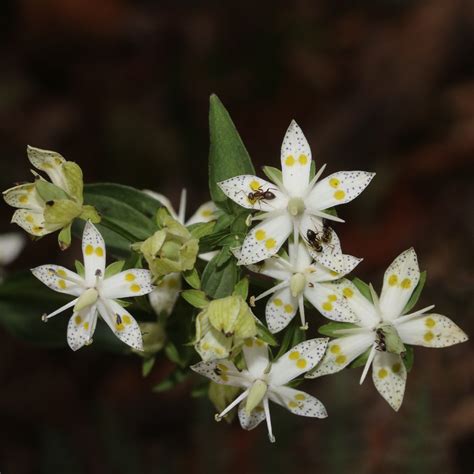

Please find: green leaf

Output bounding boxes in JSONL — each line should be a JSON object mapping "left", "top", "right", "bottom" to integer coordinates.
{"left": 208, "top": 94, "right": 255, "bottom": 207}
{"left": 201, "top": 250, "right": 240, "bottom": 298}
{"left": 75, "top": 260, "right": 85, "bottom": 278}
{"left": 187, "top": 221, "right": 216, "bottom": 239}
{"left": 262, "top": 166, "right": 283, "bottom": 187}
{"left": 213, "top": 212, "right": 234, "bottom": 232}
{"left": 232, "top": 277, "right": 249, "bottom": 300}
{"left": 142, "top": 357, "right": 156, "bottom": 377}
{"left": 256, "top": 321, "right": 278, "bottom": 346}
{"left": 276, "top": 320, "right": 305, "bottom": 358}
{"left": 318, "top": 322, "right": 360, "bottom": 338}
{"left": 182, "top": 267, "right": 201, "bottom": 290}
{"left": 152, "top": 368, "right": 189, "bottom": 393}
{"left": 164, "top": 341, "right": 186, "bottom": 367}
{"left": 402, "top": 345, "right": 415, "bottom": 372}
{"left": 104, "top": 260, "right": 125, "bottom": 279}
{"left": 352, "top": 277, "right": 373, "bottom": 302}
{"left": 181, "top": 290, "right": 209, "bottom": 309}
{"left": 403, "top": 271, "right": 427, "bottom": 314}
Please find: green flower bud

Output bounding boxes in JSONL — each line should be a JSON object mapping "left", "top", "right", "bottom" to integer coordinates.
{"left": 138, "top": 321, "right": 166, "bottom": 355}
{"left": 208, "top": 382, "right": 239, "bottom": 423}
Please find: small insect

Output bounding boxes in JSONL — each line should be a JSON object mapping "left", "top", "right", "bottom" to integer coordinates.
{"left": 213, "top": 367, "right": 223, "bottom": 376}
{"left": 306, "top": 229, "right": 323, "bottom": 253}
{"left": 321, "top": 219, "right": 332, "bottom": 244}
{"left": 375, "top": 328, "right": 386, "bottom": 351}
{"left": 248, "top": 187, "right": 276, "bottom": 204}
{"left": 116, "top": 314, "right": 123, "bottom": 326}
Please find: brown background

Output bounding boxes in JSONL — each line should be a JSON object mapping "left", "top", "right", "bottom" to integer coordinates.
{"left": 0, "top": 1, "right": 472, "bottom": 473}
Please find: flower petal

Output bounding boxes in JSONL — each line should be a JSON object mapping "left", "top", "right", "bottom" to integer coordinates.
{"left": 67, "top": 305, "right": 98, "bottom": 351}
{"left": 372, "top": 352, "right": 406, "bottom": 411}
{"left": 31, "top": 264, "right": 84, "bottom": 296}
{"left": 82, "top": 221, "right": 106, "bottom": 286}
{"left": 242, "top": 338, "right": 270, "bottom": 378}
{"left": 307, "top": 334, "right": 374, "bottom": 378}
{"left": 3, "top": 183, "right": 44, "bottom": 211}
{"left": 306, "top": 171, "right": 375, "bottom": 210}
{"left": 101, "top": 269, "right": 154, "bottom": 299}
{"left": 395, "top": 313, "right": 468, "bottom": 348}
{"left": 238, "top": 214, "right": 292, "bottom": 265}
{"left": 148, "top": 273, "right": 181, "bottom": 316}
{"left": 280, "top": 121, "right": 312, "bottom": 195}
{"left": 195, "top": 327, "right": 232, "bottom": 361}
{"left": 248, "top": 255, "right": 291, "bottom": 282}
{"left": 186, "top": 201, "right": 218, "bottom": 225}
{"left": 191, "top": 360, "right": 247, "bottom": 387}
{"left": 11, "top": 209, "right": 56, "bottom": 236}
{"left": 269, "top": 338, "right": 328, "bottom": 386}
{"left": 269, "top": 386, "right": 327, "bottom": 418}
{"left": 0, "top": 233, "right": 25, "bottom": 266}
{"left": 97, "top": 298, "right": 143, "bottom": 351}
{"left": 299, "top": 213, "right": 344, "bottom": 272}
{"left": 292, "top": 241, "right": 313, "bottom": 270}
{"left": 309, "top": 254, "right": 362, "bottom": 284}
{"left": 218, "top": 175, "right": 288, "bottom": 212}
{"left": 266, "top": 287, "right": 298, "bottom": 334}
{"left": 238, "top": 401, "right": 266, "bottom": 430}
{"left": 380, "top": 248, "right": 420, "bottom": 321}
{"left": 304, "top": 281, "right": 358, "bottom": 323}
{"left": 27, "top": 145, "right": 68, "bottom": 189}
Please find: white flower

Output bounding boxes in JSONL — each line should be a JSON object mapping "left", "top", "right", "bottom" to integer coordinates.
{"left": 144, "top": 189, "right": 218, "bottom": 316}
{"left": 0, "top": 233, "right": 25, "bottom": 267}
{"left": 247, "top": 242, "right": 361, "bottom": 333}
{"left": 306, "top": 248, "right": 468, "bottom": 411}
{"left": 31, "top": 221, "right": 154, "bottom": 351}
{"left": 192, "top": 337, "right": 328, "bottom": 442}
{"left": 217, "top": 121, "right": 374, "bottom": 272}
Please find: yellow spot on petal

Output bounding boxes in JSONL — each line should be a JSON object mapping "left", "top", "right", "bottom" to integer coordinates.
{"left": 85, "top": 245, "right": 94, "bottom": 255}
{"left": 245, "top": 339, "right": 253, "bottom": 347}
{"left": 322, "top": 302, "right": 333, "bottom": 311}
{"left": 83, "top": 322, "right": 89, "bottom": 330}
{"left": 295, "top": 393, "right": 306, "bottom": 401}
{"left": 202, "top": 342, "right": 210, "bottom": 350}
{"left": 284, "top": 304, "right": 293, "bottom": 314}
{"left": 328, "top": 294, "right": 337, "bottom": 302}
{"left": 330, "top": 270, "right": 339, "bottom": 276}
{"left": 19, "top": 195, "right": 28, "bottom": 204}
{"left": 285, "top": 155, "right": 295, "bottom": 166}
{"left": 289, "top": 351, "right": 300, "bottom": 360}
{"left": 298, "top": 154, "right": 308, "bottom": 165}
{"left": 74, "top": 315, "right": 82, "bottom": 325}
{"left": 130, "top": 284, "right": 141, "bottom": 292}
{"left": 32, "top": 226, "right": 43, "bottom": 234}
{"left": 334, "top": 190, "right": 346, "bottom": 200}
{"left": 329, "top": 178, "right": 340, "bottom": 188}
{"left": 217, "top": 364, "right": 228, "bottom": 372}
{"left": 335, "top": 355, "right": 347, "bottom": 364}
{"left": 265, "top": 238, "right": 276, "bottom": 249}
{"left": 424, "top": 331, "right": 434, "bottom": 342}
{"left": 296, "top": 358, "right": 307, "bottom": 369}
{"left": 116, "top": 322, "right": 124, "bottom": 331}
{"left": 343, "top": 287, "right": 354, "bottom": 298}
{"left": 274, "top": 298, "right": 283, "bottom": 307}
{"left": 58, "top": 279, "right": 67, "bottom": 290}
{"left": 255, "top": 229, "right": 266, "bottom": 241}
{"left": 288, "top": 401, "right": 298, "bottom": 408}
{"left": 95, "top": 247, "right": 104, "bottom": 257}
{"left": 125, "top": 273, "right": 135, "bottom": 282}
{"left": 388, "top": 274, "right": 398, "bottom": 286}
{"left": 57, "top": 269, "right": 67, "bottom": 277}
{"left": 400, "top": 278, "right": 411, "bottom": 289}
{"left": 392, "top": 363, "right": 401, "bottom": 373}
{"left": 201, "top": 209, "right": 213, "bottom": 217}
{"left": 330, "top": 344, "right": 341, "bottom": 354}
{"left": 220, "top": 374, "right": 229, "bottom": 382}
{"left": 425, "top": 317, "right": 436, "bottom": 328}
{"left": 54, "top": 157, "right": 62, "bottom": 165}
{"left": 378, "top": 368, "right": 388, "bottom": 379}
{"left": 26, "top": 214, "right": 34, "bottom": 223}
{"left": 249, "top": 180, "right": 261, "bottom": 191}
{"left": 256, "top": 339, "right": 264, "bottom": 347}
{"left": 122, "top": 315, "right": 131, "bottom": 325}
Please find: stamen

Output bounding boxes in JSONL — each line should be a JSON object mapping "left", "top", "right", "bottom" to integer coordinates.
{"left": 305, "top": 163, "right": 327, "bottom": 196}
{"left": 393, "top": 305, "right": 436, "bottom": 325}
{"left": 179, "top": 188, "right": 187, "bottom": 224}
{"left": 41, "top": 297, "right": 79, "bottom": 321}
{"left": 251, "top": 209, "right": 285, "bottom": 222}
{"left": 254, "top": 280, "right": 289, "bottom": 302}
{"left": 298, "top": 295, "right": 308, "bottom": 330}
{"left": 291, "top": 225, "right": 299, "bottom": 266}
{"left": 359, "top": 343, "right": 377, "bottom": 385}
{"left": 263, "top": 397, "right": 276, "bottom": 443}
{"left": 309, "top": 209, "right": 345, "bottom": 223}
{"left": 215, "top": 389, "right": 249, "bottom": 421}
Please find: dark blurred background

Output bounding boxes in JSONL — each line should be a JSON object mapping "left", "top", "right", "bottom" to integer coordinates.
{"left": 0, "top": 0, "right": 473, "bottom": 473}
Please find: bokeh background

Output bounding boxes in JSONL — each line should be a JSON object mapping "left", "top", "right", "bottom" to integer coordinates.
{"left": 0, "top": 0, "right": 473, "bottom": 473}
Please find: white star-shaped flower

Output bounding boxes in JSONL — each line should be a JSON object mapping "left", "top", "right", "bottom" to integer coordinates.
{"left": 217, "top": 121, "right": 374, "bottom": 272}
{"left": 247, "top": 242, "right": 361, "bottom": 333}
{"left": 192, "top": 337, "right": 328, "bottom": 442}
{"left": 32, "top": 221, "right": 154, "bottom": 351}
{"left": 306, "top": 248, "right": 468, "bottom": 410}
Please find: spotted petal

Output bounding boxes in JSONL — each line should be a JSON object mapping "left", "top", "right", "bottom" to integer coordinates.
{"left": 248, "top": 256, "right": 291, "bottom": 282}
{"left": 309, "top": 254, "right": 362, "bottom": 284}
{"left": 307, "top": 333, "right": 374, "bottom": 378}
{"left": 306, "top": 171, "right": 375, "bottom": 211}
{"left": 269, "top": 338, "right": 328, "bottom": 386}
{"left": 380, "top": 248, "right": 420, "bottom": 321}
{"left": 218, "top": 175, "right": 287, "bottom": 212}
{"left": 238, "top": 401, "right": 266, "bottom": 430}
{"left": 82, "top": 221, "right": 106, "bottom": 286}
{"left": 280, "top": 121, "right": 312, "bottom": 195}
{"left": 238, "top": 213, "right": 292, "bottom": 265}
{"left": 266, "top": 287, "right": 298, "bottom": 334}
{"left": 242, "top": 338, "right": 270, "bottom": 379}
{"left": 395, "top": 313, "right": 468, "bottom": 348}
{"left": 67, "top": 305, "right": 98, "bottom": 351}
{"left": 3, "top": 183, "right": 44, "bottom": 211}
{"left": 269, "top": 386, "right": 327, "bottom": 418}
{"left": 27, "top": 145, "right": 68, "bottom": 190}
{"left": 11, "top": 209, "right": 57, "bottom": 237}
{"left": 148, "top": 273, "right": 181, "bottom": 316}
{"left": 372, "top": 351, "right": 406, "bottom": 411}
{"left": 101, "top": 269, "right": 154, "bottom": 299}
{"left": 191, "top": 360, "right": 247, "bottom": 387}
{"left": 97, "top": 298, "right": 143, "bottom": 351}
{"left": 31, "top": 264, "right": 84, "bottom": 296}
{"left": 186, "top": 201, "right": 218, "bottom": 225}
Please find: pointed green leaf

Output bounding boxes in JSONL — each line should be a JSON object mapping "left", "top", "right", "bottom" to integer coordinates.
{"left": 58, "top": 223, "right": 72, "bottom": 251}
{"left": 256, "top": 321, "right": 278, "bottom": 346}
{"left": 75, "top": 260, "right": 85, "bottom": 278}
{"left": 233, "top": 277, "right": 249, "bottom": 300}
{"left": 402, "top": 345, "right": 414, "bottom": 372}
{"left": 352, "top": 277, "right": 373, "bottom": 302}
{"left": 201, "top": 250, "right": 240, "bottom": 298}
{"left": 187, "top": 221, "right": 216, "bottom": 239}
{"left": 403, "top": 271, "right": 427, "bottom": 314}
{"left": 142, "top": 357, "right": 156, "bottom": 377}
{"left": 181, "top": 289, "right": 209, "bottom": 309}
{"left": 35, "top": 179, "right": 70, "bottom": 201}
{"left": 262, "top": 166, "right": 283, "bottom": 187}
{"left": 318, "top": 322, "right": 360, "bottom": 338}
{"left": 104, "top": 260, "right": 125, "bottom": 279}
{"left": 183, "top": 267, "right": 201, "bottom": 290}
{"left": 349, "top": 347, "right": 371, "bottom": 368}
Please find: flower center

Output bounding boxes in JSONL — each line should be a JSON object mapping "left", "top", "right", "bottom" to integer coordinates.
{"left": 74, "top": 288, "right": 99, "bottom": 312}
{"left": 375, "top": 323, "right": 405, "bottom": 355}
{"left": 245, "top": 379, "right": 268, "bottom": 414}
{"left": 287, "top": 197, "right": 305, "bottom": 217}
{"left": 290, "top": 273, "right": 306, "bottom": 297}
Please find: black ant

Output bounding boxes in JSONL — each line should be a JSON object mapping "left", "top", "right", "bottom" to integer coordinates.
{"left": 247, "top": 187, "right": 276, "bottom": 205}
{"left": 306, "top": 229, "right": 323, "bottom": 253}
{"left": 375, "top": 328, "right": 386, "bottom": 352}
{"left": 321, "top": 219, "right": 332, "bottom": 244}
